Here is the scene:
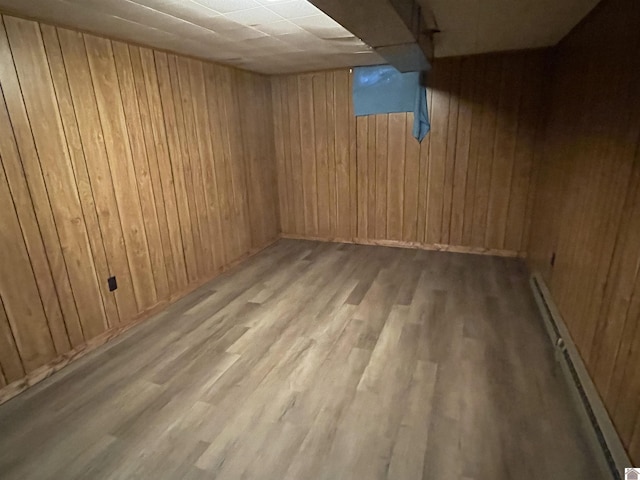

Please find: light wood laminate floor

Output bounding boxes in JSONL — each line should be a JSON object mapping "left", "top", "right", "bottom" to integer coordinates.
{"left": 0, "top": 240, "right": 606, "bottom": 479}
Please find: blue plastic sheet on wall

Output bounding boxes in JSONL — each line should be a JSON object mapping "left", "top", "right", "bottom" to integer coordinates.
{"left": 353, "top": 65, "right": 430, "bottom": 142}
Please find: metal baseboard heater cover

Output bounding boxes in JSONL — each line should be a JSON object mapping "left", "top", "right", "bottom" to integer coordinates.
{"left": 529, "top": 273, "right": 631, "bottom": 479}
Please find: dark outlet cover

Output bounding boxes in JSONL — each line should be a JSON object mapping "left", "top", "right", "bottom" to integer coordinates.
{"left": 108, "top": 276, "right": 117, "bottom": 292}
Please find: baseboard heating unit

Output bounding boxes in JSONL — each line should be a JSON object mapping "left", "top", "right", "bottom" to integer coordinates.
{"left": 530, "top": 273, "right": 631, "bottom": 479}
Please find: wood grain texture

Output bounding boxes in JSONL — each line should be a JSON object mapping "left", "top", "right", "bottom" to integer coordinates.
{"left": 0, "top": 161, "right": 55, "bottom": 372}
{"left": 85, "top": 33, "right": 158, "bottom": 313}
{"left": 0, "top": 240, "right": 606, "bottom": 479}
{"left": 2, "top": 17, "right": 108, "bottom": 345}
{"left": 0, "top": 34, "right": 82, "bottom": 353}
{"left": 526, "top": 0, "right": 640, "bottom": 465}
{"left": 0, "top": 14, "right": 279, "bottom": 391}
{"left": 235, "top": 70, "right": 280, "bottom": 250}
{"left": 272, "top": 52, "right": 546, "bottom": 256}
{"left": 41, "top": 24, "right": 121, "bottom": 334}
{"left": 56, "top": 26, "right": 140, "bottom": 325}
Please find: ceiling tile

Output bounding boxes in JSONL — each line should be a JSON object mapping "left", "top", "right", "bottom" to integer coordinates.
{"left": 253, "top": 0, "right": 295, "bottom": 5}
{"left": 313, "top": 26, "right": 354, "bottom": 39}
{"left": 195, "top": 16, "right": 245, "bottom": 32}
{"left": 146, "top": 1, "right": 221, "bottom": 23}
{"left": 191, "top": 0, "right": 260, "bottom": 14}
{"left": 241, "top": 35, "right": 289, "bottom": 48}
{"left": 127, "top": 0, "right": 173, "bottom": 9}
{"left": 222, "top": 27, "right": 268, "bottom": 41}
{"left": 0, "top": 0, "right": 603, "bottom": 71}
{"left": 292, "top": 14, "right": 341, "bottom": 30}
{"left": 241, "top": 37, "right": 295, "bottom": 55}
{"left": 0, "top": 0, "right": 384, "bottom": 73}
{"left": 182, "top": 29, "right": 224, "bottom": 42}
{"left": 64, "top": 0, "right": 155, "bottom": 24}
{"left": 253, "top": 20, "right": 303, "bottom": 36}
{"left": 223, "top": 6, "right": 283, "bottom": 26}
{"left": 264, "top": 0, "right": 321, "bottom": 19}
{"left": 276, "top": 30, "right": 321, "bottom": 47}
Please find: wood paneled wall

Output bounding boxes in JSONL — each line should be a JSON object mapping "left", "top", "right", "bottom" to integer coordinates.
{"left": 272, "top": 51, "right": 546, "bottom": 255}
{"left": 527, "top": 0, "right": 640, "bottom": 464}
{"left": 0, "top": 14, "right": 278, "bottom": 390}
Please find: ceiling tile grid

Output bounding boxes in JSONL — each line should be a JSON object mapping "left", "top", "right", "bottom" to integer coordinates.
{"left": 0, "top": 0, "right": 600, "bottom": 73}
{"left": 0, "top": 0, "right": 382, "bottom": 73}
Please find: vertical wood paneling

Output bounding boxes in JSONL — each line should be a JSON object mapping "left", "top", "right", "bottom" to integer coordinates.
{"left": 0, "top": 36, "right": 83, "bottom": 351}
{"left": 440, "top": 58, "right": 461, "bottom": 245}
{"left": 298, "top": 74, "right": 319, "bottom": 237}
{"left": 424, "top": 62, "right": 451, "bottom": 245}
{"left": 154, "top": 51, "right": 197, "bottom": 283}
{"left": 189, "top": 59, "right": 224, "bottom": 268}
{"left": 85, "top": 34, "right": 157, "bottom": 313}
{"left": 281, "top": 78, "right": 296, "bottom": 236}
{"left": 375, "top": 115, "right": 388, "bottom": 239}
{"left": 325, "top": 72, "right": 338, "bottom": 235}
{"left": 235, "top": 70, "right": 279, "bottom": 250}
{"left": 367, "top": 115, "right": 377, "bottom": 239}
{"left": 203, "top": 63, "right": 235, "bottom": 265}
{"left": 356, "top": 115, "right": 369, "bottom": 237}
{"left": 176, "top": 55, "right": 213, "bottom": 277}
{"left": 272, "top": 78, "right": 289, "bottom": 233}
{"left": 386, "top": 113, "right": 406, "bottom": 241}
{"left": 313, "top": 74, "right": 330, "bottom": 237}
{"left": 112, "top": 41, "right": 170, "bottom": 301}
{"left": 41, "top": 25, "right": 120, "bottom": 335}
{"left": 0, "top": 296, "right": 24, "bottom": 382}
{"left": 598, "top": 161, "right": 640, "bottom": 444}
{"left": 336, "top": 70, "right": 352, "bottom": 238}
{"left": 526, "top": 0, "right": 640, "bottom": 464}
{"left": 219, "top": 67, "right": 252, "bottom": 257}
{"left": 505, "top": 54, "right": 543, "bottom": 252}
{"left": 416, "top": 87, "right": 433, "bottom": 243}
{"left": 403, "top": 113, "right": 420, "bottom": 241}
{"left": 165, "top": 53, "right": 203, "bottom": 281}
{"left": 138, "top": 47, "right": 188, "bottom": 290}
{"left": 128, "top": 45, "right": 181, "bottom": 292}
{"left": 347, "top": 71, "right": 358, "bottom": 239}
{"left": 287, "top": 76, "right": 304, "bottom": 235}
{"left": 253, "top": 72, "right": 279, "bottom": 245}
{"left": 449, "top": 57, "right": 474, "bottom": 245}
{"left": 0, "top": 162, "right": 56, "bottom": 371}
{"left": 5, "top": 17, "right": 108, "bottom": 339}
{"left": 1, "top": 25, "right": 88, "bottom": 352}
{"left": 471, "top": 56, "right": 501, "bottom": 247}
{"left": 274, "top": 52, "right": 545, "bottom": 254}
{"left": 485, "top": 54, "right": 523, "bottom": 249}
{"left": 462, "top": 56, "right": 485, "bottom": 246}
{"left": 58, "top": 28, "right": 139, "bottom": 325}
{"left": 0, "top": 14, "right": 279, "bottom": 392}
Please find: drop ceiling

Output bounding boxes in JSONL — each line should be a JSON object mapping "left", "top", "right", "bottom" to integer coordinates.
{"left": 0, "top": 0, "right": 601, "bottom": 73}
{"left": 0, "top": 0, "right": 383, "bottom": 74}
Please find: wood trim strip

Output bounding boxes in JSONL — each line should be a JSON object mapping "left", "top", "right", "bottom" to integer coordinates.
{"left": 280, "top": 233, "right": 522, "bottom": 258}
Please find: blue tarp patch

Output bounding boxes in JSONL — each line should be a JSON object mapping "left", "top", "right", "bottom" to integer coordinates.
{"left": 353, "top": 65, "right": 430, "bottom": 142}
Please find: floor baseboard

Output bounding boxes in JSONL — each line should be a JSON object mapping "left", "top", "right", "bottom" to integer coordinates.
{"left": 280, "top": 233, "right": 522, "bottom": 258}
